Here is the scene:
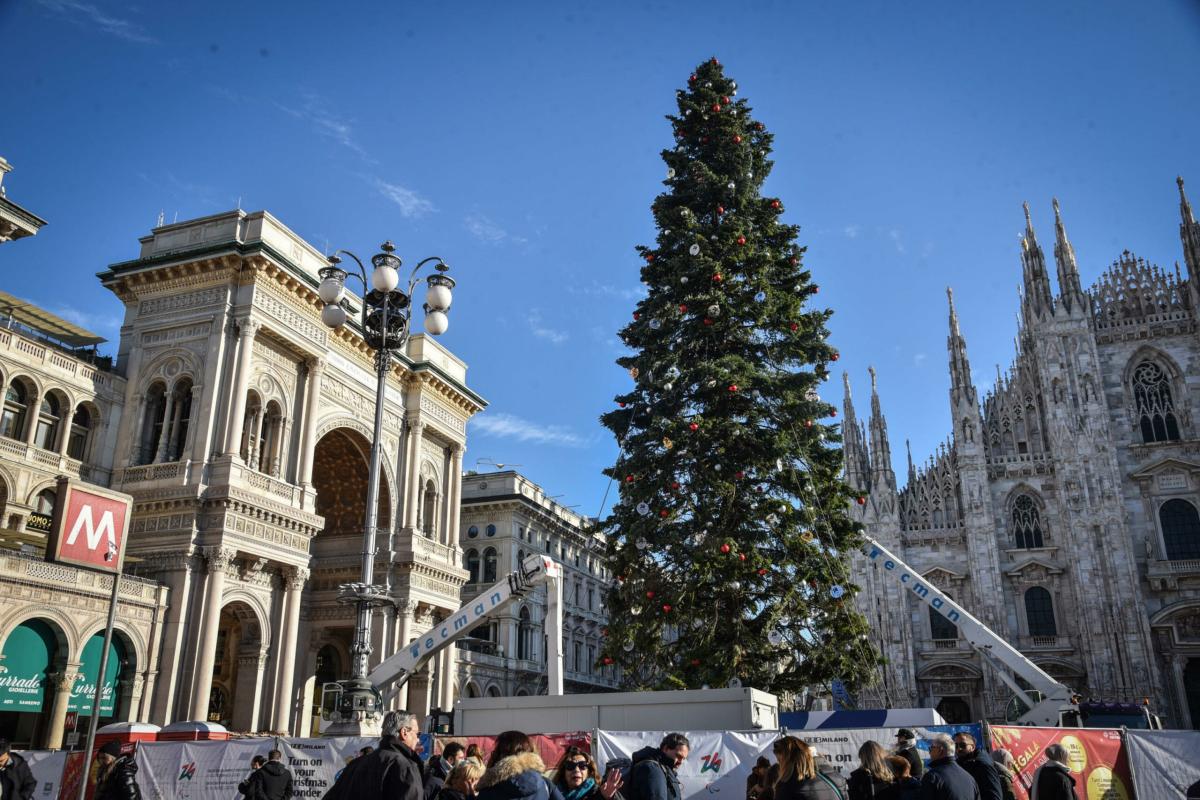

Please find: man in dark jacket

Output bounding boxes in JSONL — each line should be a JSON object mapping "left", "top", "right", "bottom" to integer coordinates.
{"left": 920, "top": 735, "right": 978, "bottom": 800}
{"left": 94, "top": 741, "right": 142, "bottom": 800}
{"left": 239, "top": 756, "right": 267, "bottom": 797}
{"left": 0, "top": 740, "right": 36, "bottom": 800}
{"left": 425, "top": 742, "right": 465, "bottom": 800}
{"left": 324, "top": 711, "right": 424, "bottom": 800}
{"left": 1029, "top": 745, "right": 1078, "bottom": 800}
{"left": 953, "top": 734, "right": 1000, "bottom": 800}
{"left": 244, "top": 750, "right": 293, "bottom": 800}
{"left": 626, "top": 733, "right": 689, "bottom": 800}
{"left": 895, "top": 730, "right": 924, "bottom": 779}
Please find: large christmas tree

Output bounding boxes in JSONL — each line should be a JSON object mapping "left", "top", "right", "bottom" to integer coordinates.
{"left": 598, "top": 58, "right": 879, "bottom": 695}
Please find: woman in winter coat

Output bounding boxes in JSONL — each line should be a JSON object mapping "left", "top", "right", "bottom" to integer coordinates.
{"left": 771, "top": 737, "right": 845, "bottom": 800}
{"left": 876, "top": 757, "right": 920, "bottom": 800}
{"left": 438, "top": 758, "right": 487, "bottom": 800}
{"left": 550, "top": 747, "right": 623, "bottom": 800}
{"left": 847, "top": 741, "right": 892, "bottom": 799}
{"left": 476, "top": 731, "right": 565, "bottom": 800}
{"left": 990, "top": 750, "right": 1018, "bottom": 800}
{"left": 94, "top": 742, "right": 142, "bottom": 800}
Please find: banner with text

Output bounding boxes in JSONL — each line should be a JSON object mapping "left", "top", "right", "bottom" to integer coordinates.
{"left": 1124, "top": 729, "right": 1200, "bottom": 800}
{"left": 16, "top": 751, "right": 66, "bottom": 800}
{"left": 990, "top": 726, "right": 1130, "bottom": 800}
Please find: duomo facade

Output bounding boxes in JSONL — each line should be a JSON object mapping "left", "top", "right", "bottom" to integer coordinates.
{"left": 0, "top": 159, "right": 608, "bottom": 748}
{"left": 849, "top": 180, "right": 1200, "bottom": 729}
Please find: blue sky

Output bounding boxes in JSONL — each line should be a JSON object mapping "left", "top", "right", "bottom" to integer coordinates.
{"left": 2, "top": 0, "right": 1198, "bottom": 517}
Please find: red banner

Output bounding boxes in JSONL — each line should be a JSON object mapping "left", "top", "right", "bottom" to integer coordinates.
{"left": 990, "top": 726, "right": 1131, "bottom": 800}
{"left": 433, "top": 731, "right": 592, "bottom": 771}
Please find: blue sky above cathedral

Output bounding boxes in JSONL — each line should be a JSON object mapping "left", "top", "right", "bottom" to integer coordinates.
{"left": 1, "top": 0, "right": 1198, "bottom": 514}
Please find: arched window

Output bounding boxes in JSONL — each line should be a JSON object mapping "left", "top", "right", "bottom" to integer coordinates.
{"left": 1133, "top": 361, "right": 1181, "bottom": 443}
{"left": 34, "top": 394, "right": 61, "bottom": 451}
{"left": 422, "top": 480, "right": 437, "bottom": 538}
{"left": 465, "top": 549, "right": 480, "bottom": 583}
{"left": 250, "top": 399, "right": 282, "bottom": 475}
{"left": 518, "top": 607, "right": 532, "bottom": 661}
{"left": 1025, "top": 587, "right": 1057, "bottom": 637}
{"left": 483, "top": 547, "right": 497, "bottom": 583}
{"left": 1, "top": 382, "right": 28, "bottom": 440}
{"left": 517, "top": 549, "right": 526, "bottom": 566}
{"left": 67, "top": 405, "right": 92, "bottom": 461}
{"left": 929, "top": 606, "right": 958, "bottom": 641}
{"left": 137, "top": 383, "right": 167, "bottom": 465}
{"left": 1012, "top": 495, "right": 1045, "bottom": 549}
{"left": 167, "top": 379, "right": 193, "bottom": 461}
{"left": 1160, "top": 499, "right": 1200, "bottom": 561}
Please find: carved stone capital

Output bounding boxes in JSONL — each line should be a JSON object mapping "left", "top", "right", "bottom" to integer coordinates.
{"left": 397, "top": 599, "right": 419, "bottom": 618}
{"left": 240, "top": 557, "right": 268, "bottom": 580}
{"left": 203, "top": 546, "right": 238, "bottom": 572}
{"left": 238, "top": 318, "right": 261, "bottom": 339}
{"left": 50, "top": 668, "right": 81, "bottom": 692}
{"left": 284, "top": 566, "right": 311, "bottom": 591}
{"left": 306, "top": 355, "right": 328, "bottom": 375}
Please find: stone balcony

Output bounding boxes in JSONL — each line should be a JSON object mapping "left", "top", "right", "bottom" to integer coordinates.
{"left": 1145, "top": 557, "right": 1200, "bottom": 590}
{"left": 0, "top": 435, "right": 111, "bottom": 485}
{"left": 1018, "top": 634, "right": 1075, "bottom": 653}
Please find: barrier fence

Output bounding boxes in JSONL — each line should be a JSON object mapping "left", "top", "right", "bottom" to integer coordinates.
{"left": 17, "top": 724, "right": 1200, "bottom": 800}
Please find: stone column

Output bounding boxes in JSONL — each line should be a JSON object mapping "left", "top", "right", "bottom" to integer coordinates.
{"left": 154, "top": 391, "right": 176, "bottom": 463}
{"left": 404, "top": 422, "right": 426, "bottom": 529}
{"left": 272, "top": 566, "right": 308, "bottom": 734}
{"left": 58, "top": 413, "right": 72, "bottom": 457}
{"left": 189, "top": 547, "right": 236, "bottom": 721}
{"left": 223, "top": 319, "right": 260, "bottom": 457}
{"left": 440, "top": 639, "right": 458, "bottom": 712}
{"left": 448, "top": 445, "right": 464, "bottom": 548}
{"left": 43, "top": 665, "right": 81, "bottom": 749}
{"left": 246, "top": 407, "right": 263, "bottom": 470}
{"left": 24, "top": 390, "right": 40, "bottom": 446}
{"left": 297, "top": 358, "right": 326, "bottom": 489}
{"left": 395, "top": 601, "right": 417, "bottom": 710}
{"left": 232, "top": 651, "right": 268, "bottom": 733}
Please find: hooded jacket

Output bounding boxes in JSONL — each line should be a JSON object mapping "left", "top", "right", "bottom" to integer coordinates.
{"left": 0, "top": 752, "right": 37, "bottom": 800}
{"left": 324, "top": 736, "right": 424, "bottom": 800}
{"left": 247, "top": 761, "right": 294, "bottom": 800}
{"left": 1030, "top": 762, "right": 1077, "bottom": 800}
{"left": 626, "top": 746, "right": 682, "bottom": 800}
{"left": 95, "top": 755, "right": 142, "bottom": 800}
{"left": 476, "top": 752, "right": 565, "bottom": 800}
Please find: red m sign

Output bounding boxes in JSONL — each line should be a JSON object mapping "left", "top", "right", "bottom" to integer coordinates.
{"left": 48, "top": 479, "right": 133, "bottom": 573}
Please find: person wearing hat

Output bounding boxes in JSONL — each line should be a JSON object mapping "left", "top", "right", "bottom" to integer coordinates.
{"left": 894, "top": 730, "right": 923, "bottom": 779}
{"left": 94, "top": 741, "right": 142, "bottom": 800}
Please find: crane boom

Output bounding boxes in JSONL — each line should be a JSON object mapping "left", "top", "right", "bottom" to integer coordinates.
{"left": 860, "top": 537, "right": 1076, "bottom": 726}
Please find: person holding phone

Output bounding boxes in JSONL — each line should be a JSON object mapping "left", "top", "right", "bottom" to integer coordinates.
{"left": 551, "top": 747, "right": 623, "bottom": 800}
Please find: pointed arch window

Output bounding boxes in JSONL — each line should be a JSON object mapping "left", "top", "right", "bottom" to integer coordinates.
{"left": 1133, "top": 362, "right": 1181, "bottom": 443}
{"left": 1012, "top": 495, "right": 1045, "bottom": 549}
{"left": 1160, "top": 499, "right": 1200, "bottom": 561}
{"left": 1, "top": 382, "right": 28, "bottom": 440}
{"left": 1025, "top": 587, "right": 1057, "bottom": 637}
{"left": 483, "top": 547, "right": 497, "bottom": 583}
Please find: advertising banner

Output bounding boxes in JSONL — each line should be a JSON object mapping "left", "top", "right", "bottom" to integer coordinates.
{"left": 596, "top": 725, "right": 985, "bottom": 800}
{"left": 434, "top": 731, "right": 592, "bottom": 769}
{"left": 135, "top": 740, "right": 273, "bottom": 800}
{"left": 1125, "top": 729, "right": 1200, "bottom": 800}
{"left": 16, "top": 751, "right": 67, "bottom": 800}
{"left": 990, "top": 726, "right": 1130, "bottom": 800}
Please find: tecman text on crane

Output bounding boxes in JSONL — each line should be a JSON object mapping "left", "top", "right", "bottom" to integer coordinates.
{"left": 865, "top": 545, "right": 964, "bottom": 624}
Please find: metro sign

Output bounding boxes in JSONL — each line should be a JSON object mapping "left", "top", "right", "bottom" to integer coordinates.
{"left": 47, "top": 479, "right": 133, "bottom": 573}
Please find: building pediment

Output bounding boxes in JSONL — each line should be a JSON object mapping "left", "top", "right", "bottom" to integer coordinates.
{"left": 1129, "top": 457, "right": 1200, "bottom": 486}
{"left": 1005, "top": 556, "right": 1063, "bottom": 580}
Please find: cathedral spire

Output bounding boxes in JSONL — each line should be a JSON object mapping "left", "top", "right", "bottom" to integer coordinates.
{"left": 905, "top": 439, "right": 915, "bottom": 486}
{"left": 947, "top": 287, "right": 975, "bottom": 407}
{"left": 1181, "top": 176, "right": 1194, "bottom": 224}
{"left": 867, "top": 366, "right": 896, "bottom": 492}
{"left": 1020, "top": 201, "right": 1054, "bottom": 324}
{"left": 842, "top": 372, "right": 869, "bottom": 491}
{"left": 1052, "top": 198, "right": 1086, "bottom": 313}
{"left": 1179, "top": 176, "right": 1200, "bottom": 292}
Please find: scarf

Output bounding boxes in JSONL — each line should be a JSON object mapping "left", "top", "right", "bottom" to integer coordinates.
{"left": 563, "top": 777, "right": 596, "bottom": 800}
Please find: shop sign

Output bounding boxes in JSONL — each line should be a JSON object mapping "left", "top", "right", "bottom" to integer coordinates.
{"left": 0, "top": 623, "right": 52, "bottom": 711}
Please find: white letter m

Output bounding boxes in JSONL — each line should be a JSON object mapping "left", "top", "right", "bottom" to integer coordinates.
{"left": 65, "top": 505, "right": 117, "bottom": 556}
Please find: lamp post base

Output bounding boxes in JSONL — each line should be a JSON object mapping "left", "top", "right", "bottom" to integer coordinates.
{"left": 322, "top": 678, "right": 384, "bottom": 737}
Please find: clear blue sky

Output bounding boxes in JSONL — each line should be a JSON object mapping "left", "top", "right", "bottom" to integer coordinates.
{"left": 2, "top": 0, "right": 1198, "bottom": 517}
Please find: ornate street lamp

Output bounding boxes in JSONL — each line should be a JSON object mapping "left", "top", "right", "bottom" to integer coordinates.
{"left": 317, "top": 242, "right": 454, "bottom": 735}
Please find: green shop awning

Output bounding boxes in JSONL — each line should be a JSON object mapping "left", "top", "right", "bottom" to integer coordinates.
{"left": 0, "top": 621, "right": 56, "bottom": 712}
{"left": 68, "top": 634, "right": 124, "bottom": 716}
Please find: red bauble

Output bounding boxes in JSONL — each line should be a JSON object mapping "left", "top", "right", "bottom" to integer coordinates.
{"left": 811, "top": 285, "right": 821, "bottom": 294}
{"left": 713, "top": 273, "right": 723, "bottom": 282}
{"left": 625, "top": 475, "right": 635, "bottom": 483}
{"left": 646, "top": 253, "right": 655, "bottom": 262}
{"left": 771, "top": 199, "right": 781, "bottom": 209}
{"left": 733, "top": 135, "right": 742, "bottom": 144}
{"left": 690, "top": 658, "right": 701, "bottom": 666}
{"left": 672, "top": 481, "right": 681, "bottom": 489}
{"left": 689, "top": 74, "right": 697, "bottom": 83}
{"left": 689, "top": 422, "right": 699, "bottom": 431}
{"left": 618, "top": 402, "right": 626, "bottom": 408}
{"left": 617, "top": 575, "right": 625, "bottom": 583}
{"left": 856, "top": 496, "right": 867, "bottom": 506}
{"left": 758, "top": 568, "right": 768, "bottom": 576}
{"left": 756, "top": 122, "right": 765, "bottom": 131}
{"left": 646, "top": 590, "right": 655, "bottom": 599}
{"left": 603, "top": 656, "right": 614, "bottom": 665}
{"left": 830, "top": 352, "right": 840, "bottom": 361}
{"left": 722, "top": 96, "right": 730, "bottom": 104}
{"left": 716, "top": 206, "right": 725, "bottom": 215}
{"left": 720, "top": 543, "right": 731, "bottom": 554}
{"left": 703, "top": 318, "right": 713, "bottom": 326}
{"left": 830, "top": 409, "right": 838, "bottom": 418}
{"left": 739, "top": 553, "right": 746, "bottom": 561}
{"left": 712, "top": 103, "right": 721, "bottom": 113}
{"left": 737, "top": 236, "right": 747, "bottom": 246}
{"left": 711, "top": 57, "right": 720, "bottom": 65}
{"left": 662, "top": 604, "right": 672, "bottom": 613}
{"left": 789, "top": 322, "right": 799, "bottom": 331}
{"left": 790, "top": 256, "right": 800, "bottom": 266}
{"left": 804, "top": 420, "right": 814, "bottom": 428}
{"left": 735, "top": 471, "right": 745, "bottom": 479}
{"left": 729, "top": 384, "right": 739, "bottom": 392}
{"left": 659, "top": 509, "right": 669, "bottom": 518}
{"left": 633, "top": 312, "right": 640, "bottom": 320}
{"left": 679, "top": 304, "right": 688, "bottom": 313}
{"left": 701, "top": 136, "right": 709, "bottom": 143}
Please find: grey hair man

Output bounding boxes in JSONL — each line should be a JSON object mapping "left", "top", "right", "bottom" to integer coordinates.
{"left": 324, "top": 710, "right": 425, "bottom": 800}
{"left": 920, "top": 734, "right": 980, "bottom": 800}
{"left": 1031, "top": 743, "right": 1079, "bottom": 800}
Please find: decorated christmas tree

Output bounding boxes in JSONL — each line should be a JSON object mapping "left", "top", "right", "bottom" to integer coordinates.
{"left": 598, "top": 58, "right": 879, "bottom": 695}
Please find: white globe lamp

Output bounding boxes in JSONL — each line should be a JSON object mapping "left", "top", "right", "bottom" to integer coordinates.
{"left": 319, "top": 277, "right": 345, "bottom": 304}
{"left": 321, "top": 304, "right": 348, "bottom": 328}
{"left": 424, "top": 310, "right": 449, "bottom": 335}
{"left": 425, "top": 282, "right": 453, "bottom": 312}
{"left": 372, "top": 265, "right": 399, "bottom": 293}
